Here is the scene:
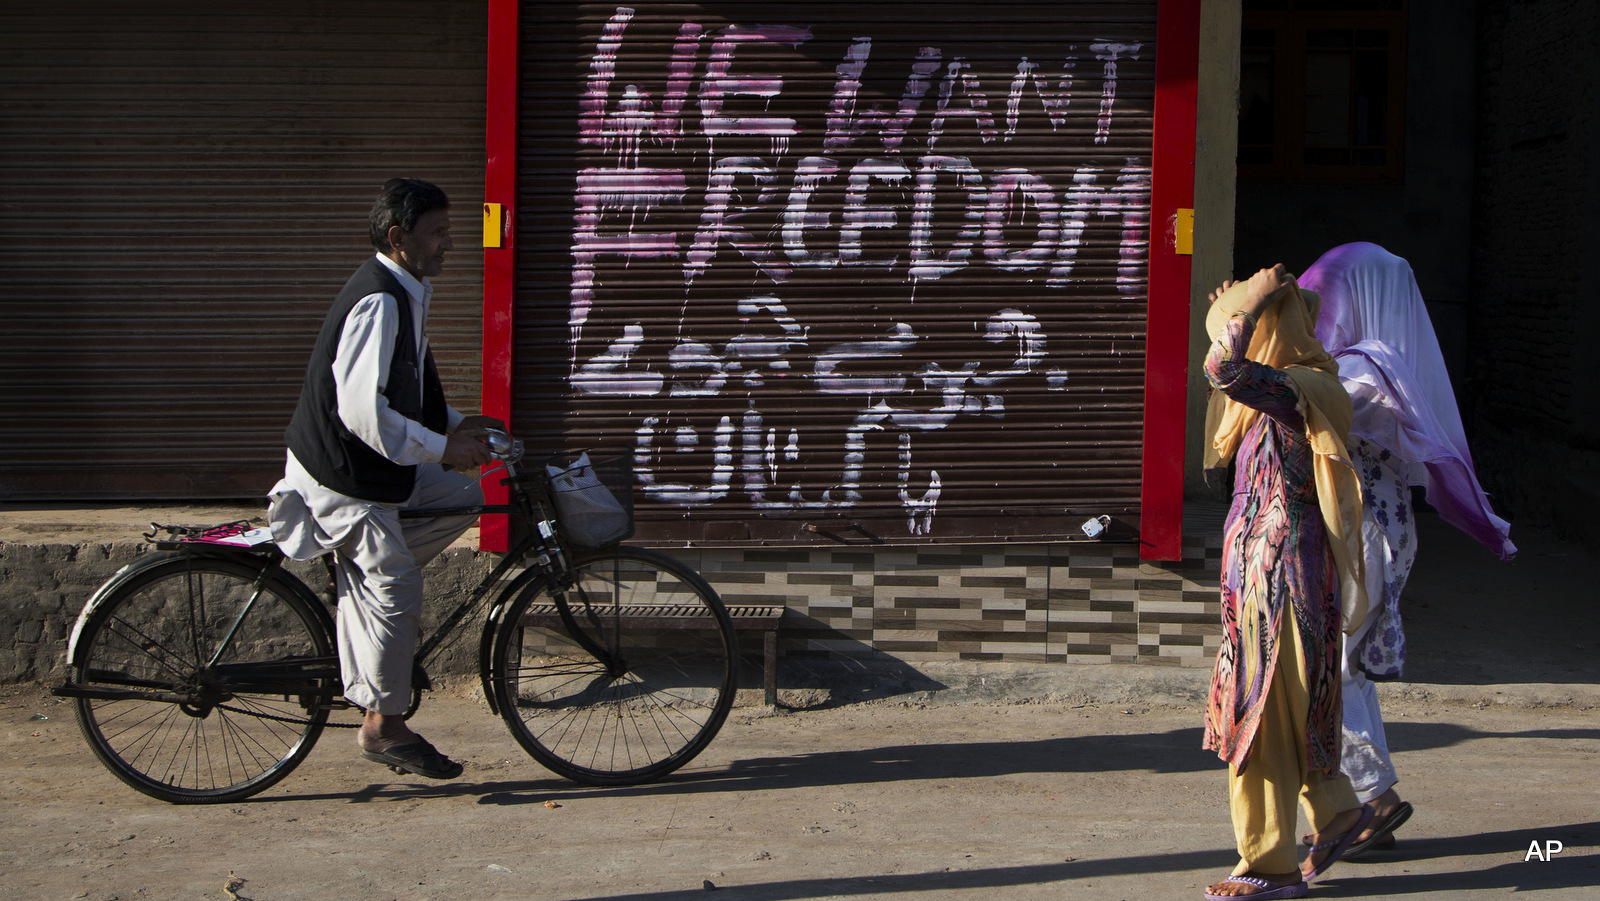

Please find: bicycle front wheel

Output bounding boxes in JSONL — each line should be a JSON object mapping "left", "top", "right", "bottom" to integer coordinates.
{"left": 71, "top": 555, "right": 336, "bottom": 804}
{"left": 490, "top": 546, "right": 737, "bottom": 785}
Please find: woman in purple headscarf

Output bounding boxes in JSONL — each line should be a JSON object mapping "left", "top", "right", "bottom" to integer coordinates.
{"left": 1298, "top": 242, "right": 1516, "bottom": 855}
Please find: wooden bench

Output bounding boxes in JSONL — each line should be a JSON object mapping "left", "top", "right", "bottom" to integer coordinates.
{"left": 518, "top": 603, "right": 786, "bottom": 706}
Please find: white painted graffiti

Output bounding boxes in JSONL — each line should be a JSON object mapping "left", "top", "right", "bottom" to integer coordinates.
{"left": 566, "top": 7, "right": 1152, "bottom": 535}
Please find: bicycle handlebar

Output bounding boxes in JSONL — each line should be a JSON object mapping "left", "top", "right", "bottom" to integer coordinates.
{"left": 482, "top": 428, "right": 523, "bottom": 463}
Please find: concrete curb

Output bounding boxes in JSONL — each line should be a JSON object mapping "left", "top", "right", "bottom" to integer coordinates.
{"left": 5, "top": 538, "right": 1597, "bottom": 711}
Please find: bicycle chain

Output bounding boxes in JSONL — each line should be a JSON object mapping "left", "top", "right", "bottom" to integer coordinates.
{"left": 216, "top": 702, "right": 359, "bottom": 728}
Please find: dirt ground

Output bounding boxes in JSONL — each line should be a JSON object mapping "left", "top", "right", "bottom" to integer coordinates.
{"left": 3, "top": 507, "right": 1597, "bottom": 899}
{"left": 3, "top": 681, "right": 1596, "bottom": 901}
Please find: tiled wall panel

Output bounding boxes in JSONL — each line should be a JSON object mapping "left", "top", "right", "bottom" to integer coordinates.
{"left": 677, "top": 507, "right": 1225, "bottom": 668}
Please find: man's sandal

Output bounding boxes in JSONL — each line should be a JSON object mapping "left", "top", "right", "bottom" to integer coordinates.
{"left": 360, "top": 738, "right": 464, "bottom": 779}
{"left": 1304, "top": 805, "right": 1375, "bottom": 881}
{"left": 1203, "top": 875, "right": 1309, "bottom": 900}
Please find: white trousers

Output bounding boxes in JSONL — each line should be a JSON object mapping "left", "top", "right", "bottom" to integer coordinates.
{"left": 1344, "top": 569, "right": 1395, "bottom": 803}
{"left": 331, "top": 464, "right": 482, "bottom": 714}
{"left": 268, "top": 455, "right": 483, "bottom": 716}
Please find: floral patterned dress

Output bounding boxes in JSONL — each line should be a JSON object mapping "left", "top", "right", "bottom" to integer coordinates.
{"left": 1349, "top": 436, "right": 1415, "bottom": 678}
{"left": 1202, "top": 316, "right": 1344, "bottom": 774}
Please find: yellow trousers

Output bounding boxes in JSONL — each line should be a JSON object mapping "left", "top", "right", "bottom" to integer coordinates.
{"left": 1228, "top": 609, "right": 1359, "bottom": 875}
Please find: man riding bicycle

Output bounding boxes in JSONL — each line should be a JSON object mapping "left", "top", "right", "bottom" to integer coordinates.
{"left": 268, "top": 177, "right": 502, "bottom": 780}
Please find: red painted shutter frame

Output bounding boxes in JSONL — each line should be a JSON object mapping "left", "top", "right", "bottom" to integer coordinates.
{"left": 1139, "top": 0, "right": 1201, "bottom": 561}
{"left": 481, "top": 0, "right": 521, "bottom": 551}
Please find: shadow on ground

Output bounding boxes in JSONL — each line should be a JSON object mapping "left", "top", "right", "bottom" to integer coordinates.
{"left": 259, "top": 719, "right": 1600, "bottom": 808}
{"left": 553, "top": 822, "right": 1600, "bottom": 900}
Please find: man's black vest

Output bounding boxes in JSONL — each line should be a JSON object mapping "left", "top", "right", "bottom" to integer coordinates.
{"left": 285, "top": 257, "right": 448, "bottom": 502}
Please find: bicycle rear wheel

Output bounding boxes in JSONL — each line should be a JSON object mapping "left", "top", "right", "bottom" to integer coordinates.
{"left": 490, "top": 546, "right": 737, "bottom": 785}
{"left": 70, "top": 555, "right": 336, "bottom": 804}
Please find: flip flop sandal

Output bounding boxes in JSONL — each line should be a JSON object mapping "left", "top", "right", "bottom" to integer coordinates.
{"left": 1203, "top": 875, "right": 1309, "bottom": 900}
{"left": 1304, "top": 805, "right": 1376, "bottom": 881}
{"left": 360, "top": 739, "right": 464, "bottom": 780}
{"left": 1345, "top": 801, "right": 1413, "bottom": 857}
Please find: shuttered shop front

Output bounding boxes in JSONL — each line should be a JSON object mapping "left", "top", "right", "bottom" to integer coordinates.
{"left": 0, "top": 2, "right": 487, "bottom": 499}
{"left": 502, "top": 1, "right": 1178, "bottom": 546}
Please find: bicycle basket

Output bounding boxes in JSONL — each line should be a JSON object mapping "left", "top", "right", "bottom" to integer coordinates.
{"left": 545, "top": 450, "right": 635, "bottom": 549}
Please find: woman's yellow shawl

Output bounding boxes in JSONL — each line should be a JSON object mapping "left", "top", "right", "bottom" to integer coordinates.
{"left": 1204, "top": 280, "right": 1369, "bottom": 634}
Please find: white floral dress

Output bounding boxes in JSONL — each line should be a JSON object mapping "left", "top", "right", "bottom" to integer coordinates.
{"left": 1349, "top": 436, "right": 1417, "bottom": 679}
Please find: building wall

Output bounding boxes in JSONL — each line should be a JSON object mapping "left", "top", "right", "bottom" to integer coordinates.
{"left": 1231, "top": 0, "right": 1478, "bottom": 397}
{"left": 1469, "top": 0, "right": 1600, "bottom": 551}
{"left": 0, "top": 3, "right": 1248, "bottom": 680}
{"left": 1185, "top": 0, "right": 1242, "bottom": 498}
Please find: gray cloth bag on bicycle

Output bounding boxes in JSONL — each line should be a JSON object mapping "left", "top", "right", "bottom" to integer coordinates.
{"left": 546, "top": 453, "right": 629, "bottom": 548}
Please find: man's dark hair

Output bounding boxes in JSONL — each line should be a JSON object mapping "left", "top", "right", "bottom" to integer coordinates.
{"left": 369, "top": 178, "right": 450, "bottom": 252}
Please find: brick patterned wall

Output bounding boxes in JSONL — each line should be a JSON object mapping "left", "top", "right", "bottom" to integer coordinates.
{"left": 669, "top": 506, "right": 1225, "bottom": 668}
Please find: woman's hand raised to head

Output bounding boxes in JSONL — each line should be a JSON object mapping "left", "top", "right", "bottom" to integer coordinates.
{"left": 1240, "top": 264, "right": 1295, "bottom": 319}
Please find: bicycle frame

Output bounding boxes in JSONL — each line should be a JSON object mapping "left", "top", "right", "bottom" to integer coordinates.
{"left": 400, "top": 456, "right": 616, "bottom": 718}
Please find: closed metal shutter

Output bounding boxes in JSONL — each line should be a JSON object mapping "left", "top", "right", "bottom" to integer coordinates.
{"left": 0, "top": 2, "right": 487, "bottom": 499}
{"left": 515, "top": 1, "right": 1158, "bottom": 544}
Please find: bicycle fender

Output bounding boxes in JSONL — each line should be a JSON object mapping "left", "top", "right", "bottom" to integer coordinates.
{"left": 477, "top": 566, "right": 549, "bottom": 718}
{"left": 65, "top": 551, "right": 186, "bottom": 665}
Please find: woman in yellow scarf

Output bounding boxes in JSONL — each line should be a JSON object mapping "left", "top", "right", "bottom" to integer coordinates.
{"left": 1200, "top": 265, "right": 1372, "bottom": 900}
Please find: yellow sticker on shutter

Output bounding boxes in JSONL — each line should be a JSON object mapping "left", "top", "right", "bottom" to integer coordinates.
{"left": 483, "top": 203, "right": 504, "bottom": 249}
{"left": 1175, "top": 208, "right": 1193, "bottom": 256}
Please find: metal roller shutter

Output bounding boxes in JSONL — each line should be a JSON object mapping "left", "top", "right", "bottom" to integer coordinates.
{"left": 514, "top": 1, "right": 1159, "bottom": 545}
{"left": 0, "top": 2, "right": 487, "bottom": 499}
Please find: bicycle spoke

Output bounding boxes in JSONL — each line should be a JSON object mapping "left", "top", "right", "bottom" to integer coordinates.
{"left": 234, "top": 692, "right": 309, "bottom": 724}
{"left": 99, "top": 615, "right": 196, "bottom": 683}
{"left": 100, "top": 701, "right": 187, "bottom": 759}
{"left": 143, "top": 706, "right": 189, "bottom": 786}
{"left": 509, "top": 666, "right": 610, "bottom": 710}
{"left": 217, "top": 707, "right": 282, "bottom": 781}
{"left": 190, "top": 713, "right": 212, "bottom": 790}
{"left": 548, "top": 694, "right": 598, "bottom": 756}
{"left": 215, "top": 711, "right": 242, "bottom": 789}
{"left": 506, "top": 660, "right": 608, "bottom": 684}
{"left": 223, "top": 697, "right": 300, "bottom": 751}
{"left": 93, "top": 700, "right": 171, "bottom": 743}
{"left": 624, "top": 677, "right": 698, "bottom": 754}
{"left": 599, "top": 692, "right": 626, "bottom": 774}
{"left": 606, "top": 695, "right": 630, "bottom": 774}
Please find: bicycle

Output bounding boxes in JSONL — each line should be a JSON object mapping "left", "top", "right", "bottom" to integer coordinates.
{"left": 52, "top": 437, "right": 739, "bottom": 804}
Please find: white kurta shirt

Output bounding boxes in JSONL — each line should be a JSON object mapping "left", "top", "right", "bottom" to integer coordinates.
{"left": 270, "top": 254, "right": 465, "bottom": 558}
